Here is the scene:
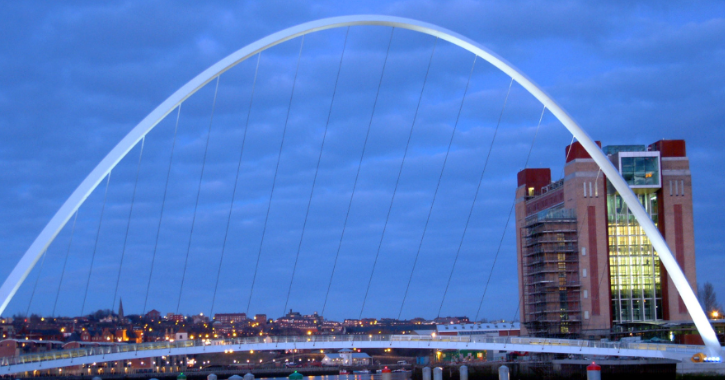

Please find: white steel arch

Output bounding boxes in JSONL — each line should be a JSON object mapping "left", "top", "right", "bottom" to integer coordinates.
{"left": 1, "top": 15, "right": 719, "bottom": 358}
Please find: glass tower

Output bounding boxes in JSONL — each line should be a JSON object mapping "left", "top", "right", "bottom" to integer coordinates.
{"left": 607, "top": 190, "right": 663, "bottom": 322}
{"left": 606, "top": 148, "right": 663, "bottom": 323}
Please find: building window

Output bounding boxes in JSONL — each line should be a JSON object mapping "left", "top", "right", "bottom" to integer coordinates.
{"left": 584, "top": 311, "right": 589, "bottom": 320}
{"left": 582, "top": 247, "right": 587, "bottom": 256}
{"left": 620, "top": 156, "right": 660, "bottom": 187}
{"left": 582, "top": 269, "right": 587, "bottom": 278}
{"left": 584, "top": 290, "right": 588, "bottom": 299}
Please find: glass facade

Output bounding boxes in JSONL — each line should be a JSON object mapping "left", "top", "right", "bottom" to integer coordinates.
{"left": 607, "top": 186, "right": 663, "bottom": 323}
{"left": 620, "top": 156, "right": 660, "bottom": 187}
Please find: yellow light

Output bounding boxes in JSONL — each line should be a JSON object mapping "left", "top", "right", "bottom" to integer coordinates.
{"left": 250, "top": 350, "right": 254, "bottom": 354}
{"left": 713, "top": 311, "right": 720, "bottom": 318}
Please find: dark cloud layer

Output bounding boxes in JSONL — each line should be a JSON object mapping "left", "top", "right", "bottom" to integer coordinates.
{"left": 1, "top": 1, "right": 724, "bottom": 322}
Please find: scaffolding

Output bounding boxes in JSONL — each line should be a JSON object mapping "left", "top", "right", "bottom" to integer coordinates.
{"left": 522, "top": 208, "right": 581, "bottom": 338}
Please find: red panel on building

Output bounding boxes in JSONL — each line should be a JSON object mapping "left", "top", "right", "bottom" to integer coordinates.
{"left": 565, "top": 141, "right": 602, "bottom": 163}
{"left": 517, "top": 168, "right": 551, "bottom": 195}
{"left": 649, "top": 140, "right": 686, "bottom": 158}
{"left": 588, "top": 206, "right": 600, "bottom": 316}
{"left": 674, "top": 204, "right": 686, "bottom": 313}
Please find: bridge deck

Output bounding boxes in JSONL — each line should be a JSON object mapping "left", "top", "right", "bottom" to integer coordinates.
{"left": 0, "top": 335, "right": 705, "bottom": 375}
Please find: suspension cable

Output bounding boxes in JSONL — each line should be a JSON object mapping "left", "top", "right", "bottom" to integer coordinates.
{"left": 80, "top": 171, "right": 112, "bottom": 316}
{"left": 210, "top": 53, "right": 262, "bottom": 318}
{"left": 111, "top": 136, "right": 145, "bottom": 313}
{"left": 247, "top": 35, "right": 305, "bottom": 315}
{"left": 562, "top": 134, "right": 575, "bottom": 178}
{"left": 25, "top": 248, "right": 48, "bottom": 317}
{"left": 283, "top": 29, "right": 349, "bottom": 316}
{"left": 52, "top": 210, "right": 78, "bottom": 317}
{"left": 143, "top": 104, "right": 181, "bottom": 316}
{"left": 439, "top": 57, "right": 512, "bottom": 318}
{"left": 359, "top": 37, "right": 439, "bottom": 319}
{"left": 477, "top": 104, "right": 546, "bottom": 322}
{"left": 320, "top": 28, "right": 395, "bottom": 317}
{"left": 396, "top": 55, "right": 479, "bottom": 320}
{"left": 176, "top": 75, "right": 221, "bottom": 314}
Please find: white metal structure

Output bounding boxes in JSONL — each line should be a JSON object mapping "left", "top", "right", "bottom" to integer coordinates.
{"left": 0, "top": 335, "right": 709, "bottom": 375}
{"left": 0, "top": 15, "right": 720, "bottom": 358}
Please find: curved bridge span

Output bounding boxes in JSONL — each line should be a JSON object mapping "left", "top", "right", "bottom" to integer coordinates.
{"left": 0, "top": 14, "right": 721, "bottom": 364}
{"left": 0, "top": 335, "right": 705, "bottom": 375}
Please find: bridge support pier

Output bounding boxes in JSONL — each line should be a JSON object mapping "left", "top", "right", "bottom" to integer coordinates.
{"left": 498, "top": 365, "right": 510, "bottom": 380}
{"left": 422, "top": 367, "right": 431, "bottom": 380}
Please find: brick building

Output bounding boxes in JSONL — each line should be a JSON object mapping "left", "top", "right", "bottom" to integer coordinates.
{"left": 515, "top": 140, "right": 697, "bottom": 338}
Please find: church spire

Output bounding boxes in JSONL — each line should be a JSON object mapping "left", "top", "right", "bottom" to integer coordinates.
{"left": 118, "top": 298, "right": 124, "bottom": 321}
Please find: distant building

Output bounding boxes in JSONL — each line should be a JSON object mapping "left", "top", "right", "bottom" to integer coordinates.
{"left": 145, "top": 309, "right": 161, "bottom": 321}
{"left": 515, "top": 140, "right": 697, "bottom": 338}
{"left": 277, "top": 310, "right": 322, "bottom": 329}
{"left": 254, "top": 314, "right": 267, "bottom": 326}
{"left": 214, "top": 313, "right": 247, "bottom": 324}
{"left": 191, "top": 314, "right": 209, "bottom": 324}
{"left": 433, "top": 316, "right": 470, "bottom": 324}
{"left": 174, "top": 328, "right": 188, "bottom": 341}
{"left": 166, "top": 313, "right": 185, "bottom": 323}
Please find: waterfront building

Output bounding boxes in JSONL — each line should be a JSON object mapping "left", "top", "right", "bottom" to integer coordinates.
{"left": 321, "top": 348, "right": 371, "bottom": 366}
{"left": 515, "top": 140, "right": 697, "bottom": 338}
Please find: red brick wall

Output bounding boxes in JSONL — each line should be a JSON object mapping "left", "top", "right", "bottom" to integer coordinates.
{"left": 588, "top": 206, "right": 601, "bottom": 316}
